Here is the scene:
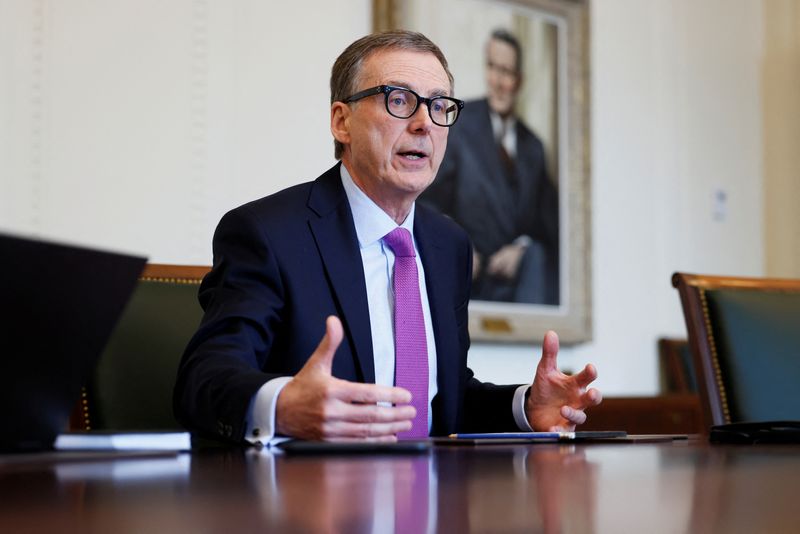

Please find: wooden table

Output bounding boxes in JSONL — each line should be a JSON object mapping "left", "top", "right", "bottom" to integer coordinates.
{"left": 2, "top": 439, "right": 798, "bottom": 533}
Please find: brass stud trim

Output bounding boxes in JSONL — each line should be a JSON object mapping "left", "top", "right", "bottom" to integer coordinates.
{"left": 699, "top": 288, "right": 731, "bottom": 424}
{"left": 140, "top": 277, "right": 203, "bottom": 285}
{"left": 80, "top": 386, "right": 92, "bottom": 430}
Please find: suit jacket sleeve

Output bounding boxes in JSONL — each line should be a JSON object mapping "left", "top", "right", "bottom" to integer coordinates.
{"left": 173, "top": 204, "right": 289, "bottom": 442}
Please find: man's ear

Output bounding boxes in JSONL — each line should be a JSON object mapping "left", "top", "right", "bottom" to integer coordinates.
{"left": 330, "top": 102, "right": 351, "bottom": 146}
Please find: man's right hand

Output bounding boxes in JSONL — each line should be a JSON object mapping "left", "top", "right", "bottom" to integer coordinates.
{"left": 275, "top": 316, "right": 416, "bottom": 441}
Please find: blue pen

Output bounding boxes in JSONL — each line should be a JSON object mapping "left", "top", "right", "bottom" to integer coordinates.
{"left": 448, "top": 431, "right": 575, "bottom": 440}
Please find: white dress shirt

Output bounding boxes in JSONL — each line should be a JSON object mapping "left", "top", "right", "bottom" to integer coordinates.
{"left": 489, "top": 110, "right": 518, "bottom": 158}
{"left": 339, "top": 165, "right": 439, "bottom": 426}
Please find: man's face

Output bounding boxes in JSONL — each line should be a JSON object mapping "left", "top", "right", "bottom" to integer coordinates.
{"left": 485, "top": 38, "right": 520, "bottom": 117}
{"left": 332, "top": 49, "right": 451, "bottom": 214}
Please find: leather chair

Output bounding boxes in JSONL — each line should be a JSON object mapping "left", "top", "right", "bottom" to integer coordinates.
{"left": 657, "top": 337, "right": 697, "bottom": 394}
{"left": 71, "top": 264, "right": 210, "bottom": 431}
{"left": 672, "top": 272, "right": 800, "bottom": 429}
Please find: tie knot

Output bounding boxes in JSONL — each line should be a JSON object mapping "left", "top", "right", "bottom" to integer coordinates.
{"left": 384, "top": 227, "right": 416, "bottom": 258}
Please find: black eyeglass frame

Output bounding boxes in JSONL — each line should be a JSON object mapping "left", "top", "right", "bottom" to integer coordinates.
{"left": 343, "top": 85, "right": 465, "bottom": 127}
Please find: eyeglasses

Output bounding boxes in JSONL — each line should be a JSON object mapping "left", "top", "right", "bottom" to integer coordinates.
{"left": 343, "top": 85, "right": 464, "bottom": 127}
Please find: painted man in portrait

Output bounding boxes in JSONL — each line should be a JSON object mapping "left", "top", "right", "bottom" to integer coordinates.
{"left": 421, "top": 28, "right": 559, "bottom": 305}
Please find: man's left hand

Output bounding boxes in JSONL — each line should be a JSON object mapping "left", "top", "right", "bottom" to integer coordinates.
{"left": 525, "top": 330, "right": 602, "bottom": 431}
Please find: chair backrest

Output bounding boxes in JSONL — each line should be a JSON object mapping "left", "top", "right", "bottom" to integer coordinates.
{"left": 72, "top": 264, "right": 210, "bottom": 431}
{"left": 672, "top": 272, "right": 800, "bottom": 428}
{"left": 657, "top": 337, "right": 697, "bottom": 394}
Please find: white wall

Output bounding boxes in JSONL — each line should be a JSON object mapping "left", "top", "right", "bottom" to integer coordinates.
{"left": 0, "top": 0, "right": 765, "bottom": 396}
{"left": 0, "top": 0, "right": 370, "bottom": 260}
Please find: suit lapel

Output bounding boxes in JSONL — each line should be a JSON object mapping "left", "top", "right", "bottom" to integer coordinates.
{"left": 415, "top": 208, "right": 460, "bottom": 433}
{"left": 307, "top": 165, "right": 375, "bottom": 383}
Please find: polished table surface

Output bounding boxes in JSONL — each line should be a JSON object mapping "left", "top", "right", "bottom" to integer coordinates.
{"left": 2, "top": 438, "right": 799, "bottom": 533}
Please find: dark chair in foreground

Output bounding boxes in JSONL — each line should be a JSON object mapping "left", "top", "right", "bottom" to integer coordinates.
{"left": 72, "top": 264, "right": 209, "bottom": 431}
{"left": 672, "top": 272, "right": 800, "bottom": 429}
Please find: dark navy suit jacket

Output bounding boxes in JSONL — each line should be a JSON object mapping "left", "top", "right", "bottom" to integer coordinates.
{"left": 173, "top": 164, "right": 519, "bottom": 442}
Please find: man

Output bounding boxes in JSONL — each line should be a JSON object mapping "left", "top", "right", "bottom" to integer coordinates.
{"left": 173, "top": 30, "right": 600, "bottom": 444}
{"left": 421, "top": 29, "right": 559, "bottom": 304}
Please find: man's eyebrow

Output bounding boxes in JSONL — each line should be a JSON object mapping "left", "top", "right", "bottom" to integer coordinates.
{"left": 385, "top": 80, "right": 451, "bottom": 98}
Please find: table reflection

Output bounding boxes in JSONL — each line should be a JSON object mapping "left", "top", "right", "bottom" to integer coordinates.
{"left": 0, "top": 452, "right": 195, "bottom": 533}
{"left": 2, "top": 441, "right": 800, "bottom": 532}
{"left": 253, "top": 451, "right": 437, "bottom": 533}
{"left": 687, "top": 446, "right": 800, "bottom": 533}
{"left": 455, "top": 445, "right": 597, "bottom": 534}
{"left": 252, "top": 444, "right": 598, "bottom": 533}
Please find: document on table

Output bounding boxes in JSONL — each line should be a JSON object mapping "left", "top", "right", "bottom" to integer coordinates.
{"left": 54, "top": 431, "right": 192, "bottom": 451}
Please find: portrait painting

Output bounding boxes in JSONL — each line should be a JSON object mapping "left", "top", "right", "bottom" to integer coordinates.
{"left": 375, "top": 0, "right": 591, "bottom": 343}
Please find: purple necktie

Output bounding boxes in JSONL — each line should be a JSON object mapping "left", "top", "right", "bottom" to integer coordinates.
{"left": 383, "top": 227, "right": 428, "bottom": 439}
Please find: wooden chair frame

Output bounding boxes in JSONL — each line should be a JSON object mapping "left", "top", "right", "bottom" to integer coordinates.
{"left": 140, "top": 263, "right": 211, "bottom": 284}
{"left": 672, "top": 272, "right": 800, "bottom": 429}
{"left": 657, "top": 337, "right": 693, "bottom": 394}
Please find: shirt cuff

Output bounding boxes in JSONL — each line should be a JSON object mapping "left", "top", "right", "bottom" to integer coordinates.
{"left": 245, "top": 376, "right": 293, "bottom": 447}
{"left": 512, "top": 385, "right": 534, "bottom": 431}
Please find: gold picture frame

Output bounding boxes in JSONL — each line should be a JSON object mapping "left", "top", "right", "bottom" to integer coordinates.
{"left": 375, "top": 0, "right": 591, "bottom": 344}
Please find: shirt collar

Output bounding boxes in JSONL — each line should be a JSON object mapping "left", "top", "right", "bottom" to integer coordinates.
{"left": 340, "top": 164, "right": 415, "bottom": 249}
{"left": 489, "top": 109, "right": 517, "bottom": 154}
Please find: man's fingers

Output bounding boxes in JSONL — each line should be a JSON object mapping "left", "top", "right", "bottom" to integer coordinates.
{"left": 582, "top": 387, "right": 603, "bottom": 407}
{"left": 537, "top": 330, "right": 560, "bottom": 371}
{"left": 332, "top": 379, "right": 412, "bottom": 405}
{"left": 308, "top": 315, "right": 344, "bottom": 374}
{"left": 324, "top": 399, "right": 416, "bottom": 424}
{"left": 560, "top": 405, "right": 587, "bottom": 425}
{"left": 572, "top": 363, "right": 598, "bottom": 388}
{"left": 553, "top": 389, "right": 601, "bottom": 431}
{"left": 321, "top": 419, "right": 414, "bottom": 440}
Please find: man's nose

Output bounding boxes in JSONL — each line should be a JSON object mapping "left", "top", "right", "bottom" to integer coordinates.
{"left": 408, "top": 101, "right": 433, "bottom": 132}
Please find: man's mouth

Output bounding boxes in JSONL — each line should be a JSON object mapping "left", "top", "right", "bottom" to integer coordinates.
{"left": 398, "top": 150, "right": 428, "bottom": 160}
